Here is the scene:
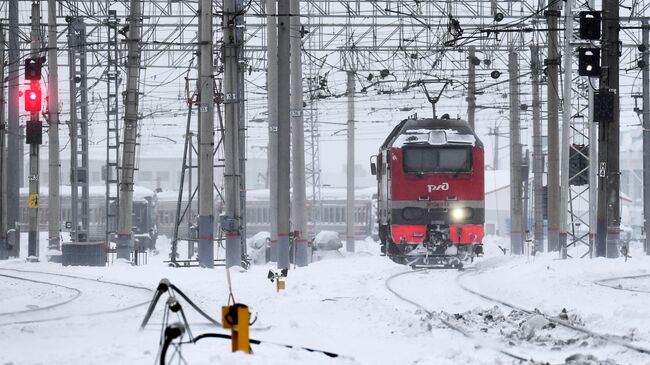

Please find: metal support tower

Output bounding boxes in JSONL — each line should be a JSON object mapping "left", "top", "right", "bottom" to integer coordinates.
{"left": 642, "top": 20, "right": 650, "bottom": 255}
{"left": 546, "top": 0, "right": 561, "bottom": 252}
{"left": 266, "top": 0, "right": 279, "bottom": 262}
{"left": 222, "top": 0, "right": 243, "bottom": 268}
{"left": 509, "top": 49, "right": 523, "bottom": 255}
{"left": 346, "top": 70, "right": 355, "bottom": 253}
{"left": 197, "top": 0, "right": 216, "bottom": 268}
{"left": 0, "top": 25, "right": 7, "bottom": 259}
{"left": 291, "top": 0, "right": 309, "bottom": 266}
{"left": 237, "top": 0, "right": 248, "bottom": 263}
{"left": 277, "top": 0, "right": 291, "bottom": 269}
{"left": 467, "top": 46, "right": 476, "bottom": 130}
{"left": 7, "top": 0, "right": 20, "bottom": 259}
{"left": 117, "top": 0, "right": 144, "bottom": 260}
{"left": 560, "top": 1, "right": 593, "bottom": 258}
{"left": 559, "top": 0, "right": 574, "bottom": 258}
{"left": 596, "top": 0, "right": 620, "bottom": 258}
{"left": 67, "top": 17, "right": 90, "bottom": 243}
{"left": 531, "top": 45, "right": 544, "bottom": 253}
{"left": 304, "top": 0, "right": 323, "bottom": 236}
{"left": 27, "top": 1, "right": 41, "bottom": 260}
{"left": 105, "top": 10, "right": 121, "bottom": 247}
{"left": 46, "top": 0, "right": 60, "bottom": 254}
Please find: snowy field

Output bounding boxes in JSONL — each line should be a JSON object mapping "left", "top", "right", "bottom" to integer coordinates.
{"left": 1, "top": 236, "right": 650, "bottom": 365}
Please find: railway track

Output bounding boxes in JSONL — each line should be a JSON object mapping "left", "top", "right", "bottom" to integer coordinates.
{"left": 0, "top": 273, "right": 82, "bottom": 316}
{"left": 594, "top": 273, "right": 650, "bottom": 294}
{"left": 0, "top": 267, "right": 153, "bottom": 327}
{"left": 456, "top": 269, "right": 650, "bottom": 357}
{"left": 385, "top": 268, "right": 540, "bottom": 364}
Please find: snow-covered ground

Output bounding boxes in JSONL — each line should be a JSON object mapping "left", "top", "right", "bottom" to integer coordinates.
{"left": 1, "top": 236, "right": 650, "bottom": 365}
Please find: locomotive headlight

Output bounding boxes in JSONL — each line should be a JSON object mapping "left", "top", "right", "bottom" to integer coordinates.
{"left": 451, "top": 208, "right": 466, "bottom": 221}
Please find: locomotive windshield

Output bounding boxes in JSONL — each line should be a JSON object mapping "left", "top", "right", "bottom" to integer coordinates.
{"left": 403, "top": 146, "right": 471, "bottom": 173}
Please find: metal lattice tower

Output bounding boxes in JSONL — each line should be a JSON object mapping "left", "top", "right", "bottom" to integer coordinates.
{"left": 105, "top": 10, "right": 121, "bottom": 244}
{"left": 67, "top": 17, "right": 90, "bottom": 242}
{"left": 304, "top": 0, "right": 323, "bottom": 234}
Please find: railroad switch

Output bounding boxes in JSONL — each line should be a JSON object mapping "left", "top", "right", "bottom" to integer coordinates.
{"left": 268, "top": 268, "right": 288, "bottom": 292}
{"left": 221, "top": 303, "right": 251, "bottom": 353}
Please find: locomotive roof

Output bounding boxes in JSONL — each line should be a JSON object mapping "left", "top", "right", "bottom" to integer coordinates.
{"left": 380, "top": 117, "right": 483, "bottom": 149}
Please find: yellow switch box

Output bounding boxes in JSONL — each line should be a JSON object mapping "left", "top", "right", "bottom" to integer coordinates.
{"left": 221, "top": 304, "right": 250, "bottom": 353}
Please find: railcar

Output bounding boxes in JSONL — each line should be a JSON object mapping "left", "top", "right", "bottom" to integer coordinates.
{"left": 371, "top": 115, "right": 484, "bottom": 268}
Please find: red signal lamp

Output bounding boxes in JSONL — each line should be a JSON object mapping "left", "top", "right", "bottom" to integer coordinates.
{"left": 24, "top": 88, "right": 42, "bottom": 112}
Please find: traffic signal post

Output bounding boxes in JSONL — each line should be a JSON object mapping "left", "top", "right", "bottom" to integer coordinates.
{"left": 26, "top": 2, "right": 43, "bottom": 261}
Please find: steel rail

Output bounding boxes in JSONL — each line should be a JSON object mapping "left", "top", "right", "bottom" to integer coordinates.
{"left": 0, "top": 268, "right": 153, "bottom": 327}
{"left": 456, "top": 270, "right": 650, "bottom": 355}
{"left": 0, "top": 273, "right": 82, "bottom": 316}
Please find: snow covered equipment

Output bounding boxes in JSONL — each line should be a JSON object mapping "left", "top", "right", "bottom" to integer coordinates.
{"left": 268, "top": 268, "right": 288, "bottom": 292}
{"left": 221, "top": 303, "right": 251, "bottom": 353}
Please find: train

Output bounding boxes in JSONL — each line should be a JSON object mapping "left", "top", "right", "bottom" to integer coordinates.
{"left": 19, "top": 186, "right": 375, "bottom": 250}
{"left": 18, "top": 186, "right": 158, "bottom": 249}
{"left": 371, "top": 115, "right": 484, "bottom": 268}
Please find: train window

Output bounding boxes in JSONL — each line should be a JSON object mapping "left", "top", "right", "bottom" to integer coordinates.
{"left": 403, "top": 147, "right": 471, "bottom": 173}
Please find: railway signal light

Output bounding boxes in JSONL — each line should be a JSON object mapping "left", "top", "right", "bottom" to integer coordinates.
{"left": 24, "top": 88, "right": 42, "bottom": 112}
{"left": 26, "top": 119, "right": 42, "bottom": 145}
{"left": 578, "top": 48, "right": 600, "bottom": 77}
{"left": 579, "top": 11, "right": 601, "bottom": 40}
{"left": 593, "top": 91, "right": 615, "bottom": 124}
{"left": 25, "top": 58, "right": 43, "bottom": 81}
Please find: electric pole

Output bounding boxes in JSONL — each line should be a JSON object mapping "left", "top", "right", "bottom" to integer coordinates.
{"left": 116, "top": 0, "right": 144, "bottom": 260}
{"left": 27, "top": 1, "right": 41, "bottom": 261}
{"left": 223, "top": 0, "right": 243, "bottom": 268}
{"left": 0, "top": 25, "right": 7, "bottom": 260}
{"left": 546, "top": 0, "right": 561, "bottom": 252}
{"left": 467, "top": 46, "right": 476, "bottom": 130}
{"left": 559, "top": 0, "right": 574, "bottom": 258}
{"left": 509, "top": 49, "right": 523, "bottom": 255}
{"left": 531, "top": 44, "right": 545, "bottom": 253}
{"left": 47, "top": 0, "right": 60, "bottom": 254}
{"left": 291, "top": 0, "right": 309, "bottom": 266}
{"left": 346, "top": 70, "right": 355, "bottom": 253}
{"left": 642, "top": 20, "right": 650, "bottom": 255}
{"left": 7, "top": 0, "right": 20, "bottom": 258}
{"left": 196, "top": 0, "right": 216, "bottom": 268}
{"left": 596, "top": 0, "right": 620, "bottom": 258}
{"left": 277, "top": 0, "right": 291, "bottom": 269}
{"left": 266, "top": 0, "right": 279, "bottom": 262}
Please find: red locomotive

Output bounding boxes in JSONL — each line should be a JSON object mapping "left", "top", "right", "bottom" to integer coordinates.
{"left": 371, "top": 115, "right": 484, "bottom": 268}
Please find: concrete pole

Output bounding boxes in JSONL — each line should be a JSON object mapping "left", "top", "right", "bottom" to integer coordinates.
{"left": 596, "top": 0, "right": 620, "bottom": 258}
{"left": 346, "top": 70, "right": 355, "bottom": 253}
{"left": 0, "top": 26, "right": 7, "bottom": 259}
{"left": 237, "top": 0, "right": 247, "bottom": 261}
{"left": 467, "top": 46, "right": 476, "bottom": 130}
{"left": 643, "top": 20, "right": 650, "bottom": 255}
{"left": 266, "top": 0, "right": 279, "bottom": 262}
{"left": 27, "top": 1, "right": 41, "bottom": 260}
{"left": 546, "top": 0, "right": 561, "bottom": 252}
{"left": 588, "top": 86, "right": 598, "bottom": 256}
{"left": 116, "top": 0, "right": 143, "bottom": 260}
{"left": 291, "top": 0, "right": 308, "bottom": 266}
{"left": 559, "top": 0, "right": 574, "bottom": 259}
{"left": 7, "top": 0, "right": 20, "bottom": 258}
{"left": 531, "top": 45, "right": 544, "bottom": 252}
{"left": 223, "top": 0, "right": 242, "bottom": 268}
{"left": 493, "top": 126, "right": 499, "bottom": 170}
{"left": 196, "top": 0, "right": 216, "bottom": 268}
{"left": 508, "top": 49, "right": 523, "bottom": 255}
{"left": 47, "top": 0, "right": 60, "bottom": 253}
{"left": 277, "top": 0, "right": 291, "bottom": 269}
